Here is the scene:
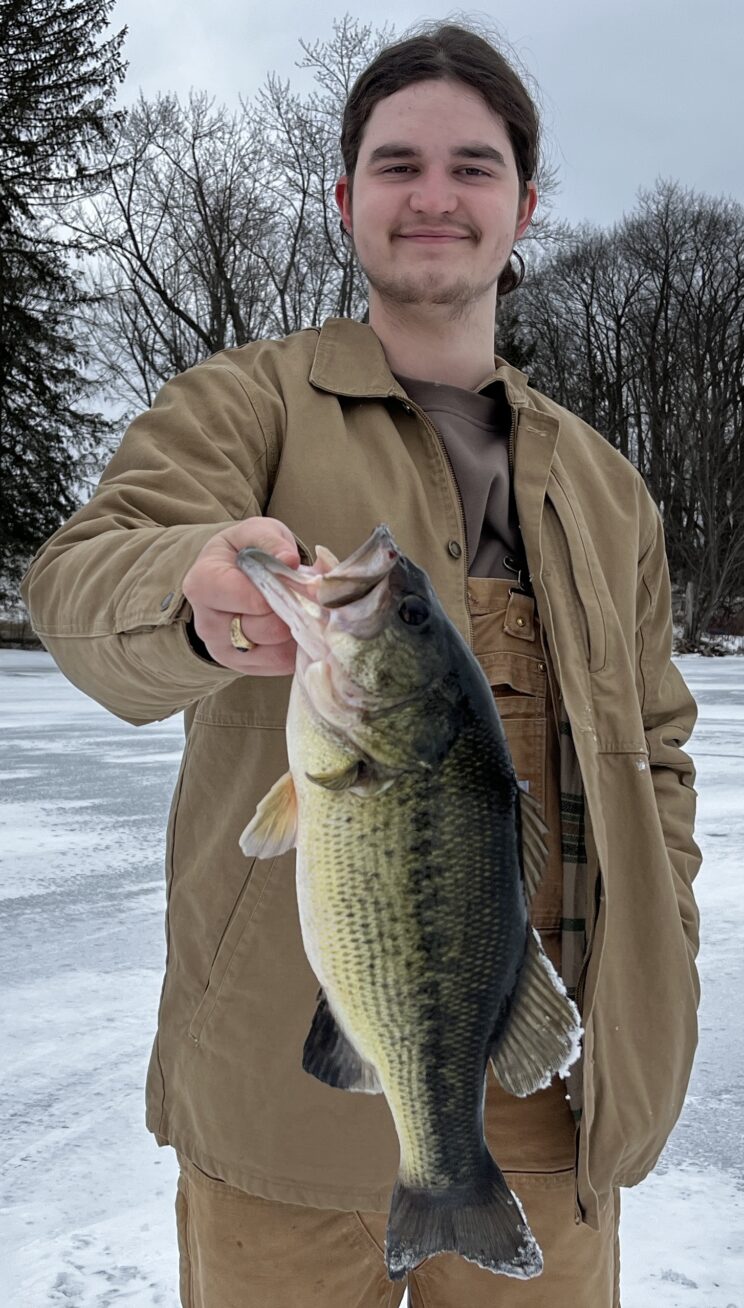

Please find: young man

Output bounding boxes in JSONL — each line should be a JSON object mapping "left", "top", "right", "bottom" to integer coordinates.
{"left": 21, "top": 23, "right": 701, "bottom": 1308}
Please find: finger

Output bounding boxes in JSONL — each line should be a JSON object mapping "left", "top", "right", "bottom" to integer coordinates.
{"left": 195, "top": 607, "right": 294, "bottom": 650}
{"left": 186, "top": 564, "right": 279, "bottom": 619}
{"left": 220, "top": 518, "right": 301, "bottom": 565}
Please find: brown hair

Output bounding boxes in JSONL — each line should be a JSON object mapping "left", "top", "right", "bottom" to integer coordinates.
{"left": 340, "top": 22, "right": 539, "bottom": 295}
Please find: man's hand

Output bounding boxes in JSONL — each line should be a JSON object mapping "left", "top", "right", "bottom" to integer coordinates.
{"left": 182, "top": 518, "right": 300, "bottom": 675}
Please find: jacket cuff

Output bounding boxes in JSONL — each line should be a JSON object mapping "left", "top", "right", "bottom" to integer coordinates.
{"left": 186, "top": 616, "right": 219, "bottom": 665}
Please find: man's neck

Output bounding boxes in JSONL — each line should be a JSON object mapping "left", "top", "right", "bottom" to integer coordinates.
{"left": 368, "top": 294, "right": 498, "bottom": 391}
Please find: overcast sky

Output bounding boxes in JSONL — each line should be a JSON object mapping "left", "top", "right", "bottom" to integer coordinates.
{"left": 109, "top": 0, "right": 741, "bottom": 229}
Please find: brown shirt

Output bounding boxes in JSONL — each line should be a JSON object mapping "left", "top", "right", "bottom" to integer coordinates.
{"left": 394, "top": 373, "right": 521, "bottom": 579}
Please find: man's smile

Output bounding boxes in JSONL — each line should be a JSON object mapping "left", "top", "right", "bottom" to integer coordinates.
{"left": 395, "top": 231, "right": 471, "bottom": 244}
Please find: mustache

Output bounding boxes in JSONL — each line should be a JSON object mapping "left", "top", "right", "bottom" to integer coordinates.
{"left": 394, "top": 226, "right": 477, "bottom": 238}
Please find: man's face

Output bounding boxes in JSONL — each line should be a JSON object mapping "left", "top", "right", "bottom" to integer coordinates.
{"left": 336, "top": 78, "right": 538, "bottom": 314}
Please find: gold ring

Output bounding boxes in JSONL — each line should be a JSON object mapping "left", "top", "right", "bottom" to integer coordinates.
{"left": 229, "top": 615, "right": 256, "bottom": 652}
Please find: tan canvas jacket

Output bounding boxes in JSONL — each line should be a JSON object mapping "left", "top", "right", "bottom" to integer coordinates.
{"left": 21, "top": 318, "right": 701, "bottom": 1227}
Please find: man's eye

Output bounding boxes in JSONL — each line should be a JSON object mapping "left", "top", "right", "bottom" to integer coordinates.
{"left": 381, "top": 166, "right": 490, "bottom": 178}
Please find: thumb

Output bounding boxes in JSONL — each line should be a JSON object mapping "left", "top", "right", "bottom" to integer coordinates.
{"left": 276, "top": 539, "right": 301, "bottom": 570}
{"left": 226, "top": 517, "right": 301, "bottom": 568}
{"left": 263, "top": 518, "right": 301, "bottom": 569}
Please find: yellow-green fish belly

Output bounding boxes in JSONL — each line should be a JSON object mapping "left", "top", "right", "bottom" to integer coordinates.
{"left": 289, "top": 680, "right": 524, "bottom": 1187}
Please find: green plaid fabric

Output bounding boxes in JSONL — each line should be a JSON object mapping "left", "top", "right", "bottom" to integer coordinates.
{"left": 558, "top": 711, "right": 588, "bottom": 1122}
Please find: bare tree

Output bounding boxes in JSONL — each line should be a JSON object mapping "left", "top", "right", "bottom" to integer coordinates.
{"left": 68, "top": 14, "right": 569, "bottom": 427}
{"left": 65, "top": 92, "right": 278, "bottom": 417}
{"left": 515, "top": 180, "right": 744, "bottom": 645}
{"left": 65, "top": 17, "right": 392, "bottom": 419}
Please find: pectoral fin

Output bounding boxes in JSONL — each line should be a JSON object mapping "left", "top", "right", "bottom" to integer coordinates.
{"left": 489, "top": 929, "right": 583, "bottom": 1097}
{"left": 239, "top": 770, "right": 298, "bottom": 857}
{"left": 302, "top": 988, "right": 383, "bottom": 1094}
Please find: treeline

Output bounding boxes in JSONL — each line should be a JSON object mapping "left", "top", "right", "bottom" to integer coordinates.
{"left": 0, "top": 0, "right": 125, "bottom": 606}
{"left": 2, "top": 7, "right": 742, "bottom": 647}
{"left": 499, "top": 184, "right": 744, "bottom": 645}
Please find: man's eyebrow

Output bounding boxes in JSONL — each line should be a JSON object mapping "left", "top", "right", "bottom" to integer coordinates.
{"left": 366, "top": 142, "right": 507, "bottom": 167}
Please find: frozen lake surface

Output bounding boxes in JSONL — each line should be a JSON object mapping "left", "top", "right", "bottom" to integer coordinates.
{"left": 1, "top": 650, "right": 742, "bottom": 1306}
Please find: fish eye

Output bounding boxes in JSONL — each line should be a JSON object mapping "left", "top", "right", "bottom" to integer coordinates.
{"left": 398, "top": 595, "right": 430, "bottom": 627}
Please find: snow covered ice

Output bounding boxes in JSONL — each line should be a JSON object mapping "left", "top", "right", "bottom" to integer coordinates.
{"left": 1, "top": 650, "right": 742, "bottom": 1306}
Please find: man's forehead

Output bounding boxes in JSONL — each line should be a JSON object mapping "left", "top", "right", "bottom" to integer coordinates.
{"left": 359, "top": 82, "right": 509, "bottom": 158}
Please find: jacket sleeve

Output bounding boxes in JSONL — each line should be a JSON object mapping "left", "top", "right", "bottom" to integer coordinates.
{"left": 636, "top": 498, "right": 702, "bottom": 993}
{"left": 20, "top": 353, "right": 293, "bottom": 726}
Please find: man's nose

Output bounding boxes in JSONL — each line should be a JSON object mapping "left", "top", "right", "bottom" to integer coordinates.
{"left": 408, "top": 167, "right": 458, "bottom": 214}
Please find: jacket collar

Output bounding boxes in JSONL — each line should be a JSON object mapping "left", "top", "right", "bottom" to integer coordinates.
{"left": 309, "top": 317, "right": 531, "bottom": 410}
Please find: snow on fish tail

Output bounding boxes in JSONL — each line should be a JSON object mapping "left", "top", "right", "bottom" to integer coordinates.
{"left": 384, "top": 1149, "right": 543, "bottom": 1281}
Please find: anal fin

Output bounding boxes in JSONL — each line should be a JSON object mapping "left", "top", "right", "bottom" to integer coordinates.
{"left": 302, "top": 988, "right": 383, "bottom": 1094}
{"left": 518, "top": 787, "right": 549, "bottom": 908}
{"left": 490, "top": 928, "right": 583, "bottom": 1097}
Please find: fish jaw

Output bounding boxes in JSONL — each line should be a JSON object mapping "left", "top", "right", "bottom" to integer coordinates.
{"left": 234, "top": 551, "right": 329, "bottom": 662}
{"left": 315, "top": 523, "right": 400, "bottom": 609}
{"left": 235, "top": 525, "right": 401, "bottom": 661}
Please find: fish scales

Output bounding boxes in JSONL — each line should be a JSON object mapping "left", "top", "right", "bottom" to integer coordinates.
{"left": 293, "top": 684, "right": 526, "bottom": 1189}
{"left": 236, "top": 526, "right": 582, "bottom": 1281}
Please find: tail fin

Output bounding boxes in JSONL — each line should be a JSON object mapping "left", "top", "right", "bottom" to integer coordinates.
{"left": 384, "top": 1152, "right": 543, "bottom": 1282}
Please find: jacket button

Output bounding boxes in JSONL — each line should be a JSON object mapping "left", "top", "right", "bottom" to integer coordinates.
{"left": 447, "top": 540, "right": 462, "bottom": 559}
{"left": 515, "top": 615, "right": 525, "bottom": 627}
{"left": 160, "top": 592, "right": 174, "bottom": 610}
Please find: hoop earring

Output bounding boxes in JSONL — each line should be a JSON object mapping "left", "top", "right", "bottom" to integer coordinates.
{"left": 511, "top": 249, "right": 525, "bottom": 290}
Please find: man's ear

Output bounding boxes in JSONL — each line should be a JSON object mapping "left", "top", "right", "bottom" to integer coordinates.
{"left": 515, "top": 181, "right": 538, "bottom": 240}
{"left": 335, "top": 176, "right": 352, "bottom": 234}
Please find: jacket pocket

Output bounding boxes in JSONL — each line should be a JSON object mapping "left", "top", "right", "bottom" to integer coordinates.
{"left": 188, "top": 856, "right": 275, "bottom": 1045}
{"left": 546, "top": 478, "right": 608, "bottom": 674}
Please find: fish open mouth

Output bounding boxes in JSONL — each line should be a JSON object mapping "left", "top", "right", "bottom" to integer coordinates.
{"left": 235, "top": 524, "right": 401, "bottom": 662}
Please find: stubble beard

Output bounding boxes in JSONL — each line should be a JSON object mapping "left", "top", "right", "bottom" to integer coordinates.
{"left": 355, "top": 238, "right": 501, "bottom": 322}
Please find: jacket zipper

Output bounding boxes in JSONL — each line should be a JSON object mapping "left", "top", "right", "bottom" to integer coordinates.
{"left": 507, "top": 403, "right": 517, "bottom": 478}
{"left": 504, "top": 401, "right": 532, "bottom": 597}
{"left": 401, "top": 399, "right": 473, "bottom": 648}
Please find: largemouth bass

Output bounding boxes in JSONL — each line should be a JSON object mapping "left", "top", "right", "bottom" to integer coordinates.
{"left": 236, "top": 524, "right": 582, "bottom": 1281}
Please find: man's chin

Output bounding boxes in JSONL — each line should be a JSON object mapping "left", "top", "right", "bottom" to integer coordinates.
{"left": 367, "top": 272, "right": 488, "bottom": 310}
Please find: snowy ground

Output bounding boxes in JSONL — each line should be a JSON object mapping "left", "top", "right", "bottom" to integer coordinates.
{"left": 1, "top": 650, "right": 742, "bottom": 1307}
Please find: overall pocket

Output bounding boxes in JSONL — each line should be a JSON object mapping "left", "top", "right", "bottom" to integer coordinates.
{"left": 479, "top": 648, "right": 548, "bottom": 810}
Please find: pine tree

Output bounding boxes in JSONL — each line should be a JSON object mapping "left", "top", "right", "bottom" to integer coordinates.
{"left": 0, "top": 0, "right": 127, "bottom": 606}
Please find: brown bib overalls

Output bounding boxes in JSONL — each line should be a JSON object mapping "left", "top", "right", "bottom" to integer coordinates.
{"left": 175, "top": 577, "right": 620, "bottom": 1307}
